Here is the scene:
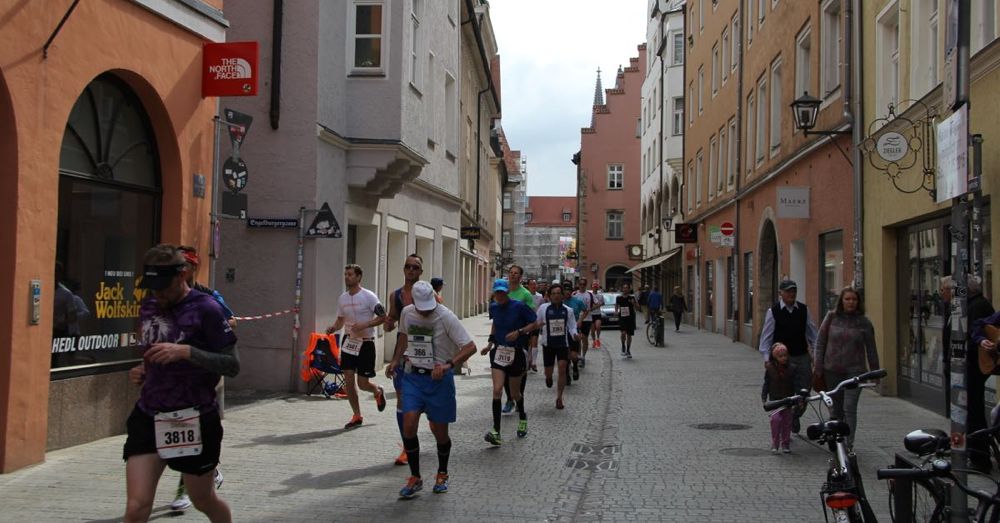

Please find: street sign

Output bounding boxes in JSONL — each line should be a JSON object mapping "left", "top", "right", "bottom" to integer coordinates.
{"left": 720, "top": 236, "right": 735, "bottom": 247}
{"left": 248, "top": 218, "right": 299, "bottom": 229}
{"left": 305, "top": 202, "right": 342, "bottom": 238}
{"left": 460, "top": 226, "right": 481, "bottom": 240}
{"left": 936, "top": 104, "right": 969, "bottom": 203}
{"left": 224, "top": 108, "right": 253, "bottom": 147}
{"left": 674, "top": 223, "right": 697, "bottom": 244}
{"left": 202, "top": 41, "right": 259, "bottom": 97}
{"left": 221, "top": 191, "right": 247, "bottom": 219}
{"left": 222, "top": 157, "right": 248, "bottom": 193}
{"left": 720, "top": 222, "right": 735, "bottom": 236}
{"left": 708, "top": 225, "right": 722, "bottom": 244}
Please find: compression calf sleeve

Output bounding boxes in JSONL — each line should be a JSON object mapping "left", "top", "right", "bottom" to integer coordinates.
{"left": 516, "top": 399, "right": 526, "bottom": 420}
{"left": 403, "top": 436, "right": 420, "bottom": 478}
{"left": 492, "top": 399, "right": 502, "bottom": 432}
{"left": 437, "top": 439, "right": 452, "bottom": 474}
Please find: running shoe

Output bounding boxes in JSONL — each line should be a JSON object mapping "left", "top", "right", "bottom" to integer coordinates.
{"left": 375, "top": 386, "right": 387, "bottom": 412}
{"left": 771, "top": 447, "right": 779, "bottom": 454}
{"left": 626, "top": 352, "right": 633, "bottom": 359}
{"left": 517, "top": 420, "right": 528, "bottom": 438}
{"left": 170, "top": 484, "right": 192, "bottom": 512}
{"left": 214, "top": 468, "right": 224, "bottom": 490}
{"left": 573, "top": 366, "right": 580, "bottom": 381}
{"left": 556, "top": 398, "right": 564, "bottom": 410}
{"left": 484, "top": 429, "right": 502, "bottom": 446}
{"left": 545, "top": 375, "right": 553, "bottom": 388}
{"left": 579, "top": 358, "right": 586, "bottom": 368}
{"left": 433, "top": 473, "right": 449, "bottom": 494}
{"left": 344, "top": 415, "right": 363, "bottom": 429}
{"left": 530, "top": 364, "right": 538, "bottom": 373}
{"left": 395, "top": 448, "right": 408, "bottom": 466}
{"left": 334, "top": 389, "right": 348, "bottom": 399}
{"left": 501, "top": 400, "right": 514, "bottom": 415}
{"left": 399, "top": 476, "right": 423, "bottom": 499}
{"left": 782, "top": 446, "right": 791, "bottom": 454}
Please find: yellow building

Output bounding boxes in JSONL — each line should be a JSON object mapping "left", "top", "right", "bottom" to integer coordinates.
{"left": 860, "top": 0, "right": 998, "bottom": 414}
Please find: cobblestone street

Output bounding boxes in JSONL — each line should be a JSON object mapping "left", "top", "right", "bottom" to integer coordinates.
{"left": 1, "top": 314, "right": 950, "bottom": 522}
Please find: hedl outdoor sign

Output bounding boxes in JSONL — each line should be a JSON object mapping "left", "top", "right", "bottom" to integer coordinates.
{"left": 203, "top": 42, "right": 259, "bottom": 97}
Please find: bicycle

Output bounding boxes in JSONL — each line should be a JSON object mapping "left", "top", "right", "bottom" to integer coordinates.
{"left": 645, "top": 311, "right": 664, "bottom": 347}
{"left": 876, "top": 422, "right": 1000, "bottom": 522}
{"left": 764, "top": 369, "right": 887, "bottom": 523}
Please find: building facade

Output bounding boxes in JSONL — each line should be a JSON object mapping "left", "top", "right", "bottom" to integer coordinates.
{"left": 634, "top": 0, "right": 686, "bottom": 295}
{"left": 683, "top": 0, "right": 856, "bottom": 343}
{"left": 860, "top": 0, "right": 998, "bottom": 413}
{"left": 577, "top": 48, "right": 647, "bottom": 292}
{"left": 520, "top": 197, "right": 577, "bottom": 282}
{"left": 0, "top": 0, "right": 227, "bottom": 471}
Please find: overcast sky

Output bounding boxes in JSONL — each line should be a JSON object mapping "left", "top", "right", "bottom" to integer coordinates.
{"left": 490, "top": 0, "right": 648, "bottom": 196}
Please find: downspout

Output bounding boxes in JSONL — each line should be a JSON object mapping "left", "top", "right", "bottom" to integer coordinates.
{"left": 657, "top": 8, "right": 667, "bottom": 262}
{"left": 850, "top": 0, "right": 865, "bottom": 292}
{"left": 476, "top": 87, "right": 489, "bottom": 228}
{"left": 733, "top": 0, "right": 746, "bottom": 341}
{"left": 269, "top": 0, "right": 283, "bottom": 130}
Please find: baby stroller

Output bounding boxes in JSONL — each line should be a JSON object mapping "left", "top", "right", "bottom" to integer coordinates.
{"left": 303, "top": 333, "right": 346, "bottom": 398}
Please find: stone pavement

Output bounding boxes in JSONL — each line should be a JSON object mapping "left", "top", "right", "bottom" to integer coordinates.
{"left": 0, "top": 313, "right": 954, "bottom": 522}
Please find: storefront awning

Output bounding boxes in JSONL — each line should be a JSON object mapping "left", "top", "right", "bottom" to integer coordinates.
{"left": 626, "top": 246, "right": 682, "bottom": 273}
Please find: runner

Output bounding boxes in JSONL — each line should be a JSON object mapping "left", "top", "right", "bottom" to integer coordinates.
{"left": 563, "top": 285, "right": 588, "bottom": 384}
{"left": 384, "top": 254, "right": 425, "bottom": 466}
{"left": 122, "top": 244, "right": 238, "bottom": 523}
{"left": 590, "top": 281, "right": 605, "bottom": 351}
{"left": 325, "top": 264, "right": 388, "bottom": 429}
{"left": 482, "top": 279, "right": 537, "bottom": 444}
{"left": 502, "top": 265, "right": 536, "bottom": 413}
{"left": 528, "top": 278, "right": 545, "bottom": 310}
{"left": 572, "top": 278, "right": 600, "bottom": 371}
{"left": 387, "top": 281, "right": 477, "bottom": 498}
{"left": 530, "top": 283, "right": 578, "bottom": 409}
{"left": 616, "top": 283, "right": 639, "bottom": 358}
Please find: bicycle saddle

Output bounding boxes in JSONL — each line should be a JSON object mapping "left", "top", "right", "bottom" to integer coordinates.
{"left": 904, "top": 429, "right": 950, "bottom": 456}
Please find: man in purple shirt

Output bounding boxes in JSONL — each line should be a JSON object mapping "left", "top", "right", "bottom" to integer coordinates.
{"left": 122, "top": 244, "right": 239, "bottom": 523}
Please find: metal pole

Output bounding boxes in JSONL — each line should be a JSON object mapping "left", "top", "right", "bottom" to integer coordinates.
{"left": 289, "top": 206, "right": 306, "bottom": 392}
{"left": 209, "top": 115, "right": 222, "bottom": 290}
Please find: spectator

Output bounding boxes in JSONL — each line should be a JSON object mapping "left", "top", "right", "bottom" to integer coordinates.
{"left": 668, "top": 286, "right": 687, "bottom": 332}
{"left": 431, "top": 277, "right": 445, "bottom": 304}
{"left": 647, "top": 287, "right": 663, "bottom": 325}
{"left": 966, "top": 276, "right": 995, "bottom": 472}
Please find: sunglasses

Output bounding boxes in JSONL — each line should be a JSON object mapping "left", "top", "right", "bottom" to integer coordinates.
{"left": 404, "top": 264, "right": 422, "bottom": 271}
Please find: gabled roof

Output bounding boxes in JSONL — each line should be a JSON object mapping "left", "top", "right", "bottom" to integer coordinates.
{"left": 525, "top": 197, "right": 577, "bottom": 226}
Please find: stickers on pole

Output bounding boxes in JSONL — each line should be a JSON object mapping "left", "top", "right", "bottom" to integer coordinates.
{"left": 305, "top": 203, "right": 342, "bottom": 238}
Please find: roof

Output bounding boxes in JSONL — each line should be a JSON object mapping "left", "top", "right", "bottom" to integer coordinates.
{"left": 525, "top": 197, "right": 577, "bottom": 226}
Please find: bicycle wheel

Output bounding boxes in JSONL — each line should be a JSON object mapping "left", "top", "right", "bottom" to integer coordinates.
{"left": 646, "top": 321, "right": 656, "bottom": 346}
{"left": 901, "top": 478, "right": 947, "bottom": 523}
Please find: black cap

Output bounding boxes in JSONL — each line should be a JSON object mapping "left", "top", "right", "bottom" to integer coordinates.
{"left": 138, "top": 264, "right": 185, "bottom": 290}
{"left": 431, "top": 277, "right": 444, "bottom": 288}
{"left": 778, "top": 279, "right": 798, "bottom": 291}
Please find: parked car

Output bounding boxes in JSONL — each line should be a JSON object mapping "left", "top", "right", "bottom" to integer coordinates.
{"left": 599, "top": 292, "right": 621, "bottom": 329}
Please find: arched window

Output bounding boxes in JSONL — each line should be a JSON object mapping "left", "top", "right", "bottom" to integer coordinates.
{"left": 53, "top": 74, "right": 161, "bottom": 376}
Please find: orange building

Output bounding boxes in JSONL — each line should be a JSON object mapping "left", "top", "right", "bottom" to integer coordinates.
{"left": 0, "top": 0, "right": 227, "bottom": 472}
{"left": 577, "top": 47, "right": 648, "bottom": 291}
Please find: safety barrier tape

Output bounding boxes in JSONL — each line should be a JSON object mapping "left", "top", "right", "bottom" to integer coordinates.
{"left": 232, "top": 308, "right": 298, "bottom": 321}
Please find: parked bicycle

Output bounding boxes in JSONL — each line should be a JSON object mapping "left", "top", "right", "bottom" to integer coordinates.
{"left": 765, "top": 368, "right": 887, "bottom": 523}
{"left": 877, "top": 420, "right": 1000, "bottom": 522}
{"left": 646, "top": 311, "right": 664, "bottom": 347}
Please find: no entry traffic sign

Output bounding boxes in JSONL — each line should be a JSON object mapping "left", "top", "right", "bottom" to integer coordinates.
{"left": 720, "top": 222, "right": 735, "bottom": 236}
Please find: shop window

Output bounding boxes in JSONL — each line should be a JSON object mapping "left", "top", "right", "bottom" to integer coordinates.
{"left": 53, "top": 75, "right": 161, "bottom": 377}
{"left": 686, "top": 265, "right": 695, "bottom": 316}
{"left": 705, "top": 261, "right": 714, "bottom": 316}
{"left": 744, "top": 252, "right": 754, "bottom": 323}
{"left": 819, "top": 230, "right": 844, "bottom": 317}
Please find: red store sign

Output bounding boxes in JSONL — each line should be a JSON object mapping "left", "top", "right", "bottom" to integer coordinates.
{"left": 202, "top": 42, "right": 259, "bottom": 97}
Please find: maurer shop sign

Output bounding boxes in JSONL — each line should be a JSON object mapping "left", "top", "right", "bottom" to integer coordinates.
{"left": 777, "top": 187, "right": 810, "bottom": 219}
{"left": 202, "top": 42, "right": 259, "bottom": 97}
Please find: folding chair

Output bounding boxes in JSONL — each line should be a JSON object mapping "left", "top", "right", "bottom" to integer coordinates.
{"left": 304, "top": 334, "right": 346, "bottom": 398}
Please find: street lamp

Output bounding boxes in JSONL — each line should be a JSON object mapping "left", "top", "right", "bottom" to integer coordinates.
{"left": 661, "top": 217, "right": 673, "bottom": 231}
{"left": 790, "top": 92, "right": 850, "bottom": 136}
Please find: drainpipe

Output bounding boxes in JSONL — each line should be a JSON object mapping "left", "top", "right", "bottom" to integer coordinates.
{"left": 475, "top": 87, "right": 489, "bottom": 229}
{"left": 733, "top": 0, "right": 746, "bottom": 342}
{"left": 849, "top": 0, "right": 864, "bottom": 292}
{"left": 269, "top": 0, "right": 283, "bottom": 130}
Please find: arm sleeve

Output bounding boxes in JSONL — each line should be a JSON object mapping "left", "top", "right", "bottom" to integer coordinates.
{"left": 864, "top": 318, "right": 880, "bottom": 371}
{"left": 972, "top": 311, "right": 1000, "bottom": 345}
{"left": 761, "top": 369, "right": 770, "bottom": 402}
{"left": 758, "top": 309, "right": 776, "bottom": 360}
{"left": 814, "top": 313, "right": 831, "bottom": 373}
{"left": 567, "top": 305, "right": 578, "bottom": 337}
{"left": 190, "top": 343, "right": 240, "bottom": 377}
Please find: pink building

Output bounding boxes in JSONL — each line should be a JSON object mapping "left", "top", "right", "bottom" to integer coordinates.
{"left": 576, "top": 46, "right": 647, "bottom": 291}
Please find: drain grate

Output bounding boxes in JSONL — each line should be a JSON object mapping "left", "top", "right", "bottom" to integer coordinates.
{"left": 571, "top": 443, "right": 620, "bottom": 456}
{"left": 719, "top": 447, "right": 774, "bottom": 457}
{"left": 690, "top": 423, "right": 752, "bottom": 431}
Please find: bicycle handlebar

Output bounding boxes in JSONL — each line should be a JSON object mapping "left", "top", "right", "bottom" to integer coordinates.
{"left": 763, "top": 369, "right": 886, "bottom": 412}
{"left": 878, "top": 459, "right": 1000, "bottom": 506}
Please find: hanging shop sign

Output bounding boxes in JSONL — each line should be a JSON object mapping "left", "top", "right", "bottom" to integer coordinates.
{"left": 202, "top": 41, "right": 259, "bottom": 97}
{"left": 777, "top": 187, "right": 810, "bottom": 219}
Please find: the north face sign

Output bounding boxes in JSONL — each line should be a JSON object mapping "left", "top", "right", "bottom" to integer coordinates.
{"left": 202, "top": 42, "right": 259, "bottom": 97}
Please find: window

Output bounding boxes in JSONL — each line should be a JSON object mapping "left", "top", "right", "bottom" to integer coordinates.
{"left": 747, "top": 0, "right": 754, "bottom": 43}
{"left": 705, "top": 261, "right": 714, "bottom": 316}
{"left": 608, "top": 164, "right": 623, "bottom": 189}
{"left": 689, "top": 83, "right": 695, "bottom": 123}
{"left": 770, "top": 59, "right": 782, "bottom": 154}
{"left": 696, "top": 150, "right": 703, "bottom": 206}
{"left": 606, "top": 211, "right": 624, "bottom": 239}
{"left": 708, "top": 137, "right": 717, "bottom": 200}
{"left": 745, "top": 94, "right": 755, "bottom": 174}
{"left": 743, "top": 252, "right": 754, "bottom": 323}
{"left": 821, "top": 0, "right": 842, "bottom": 96}
{"left": 698, "top": 66, "right": 704, "bottom": 113}
{"left": 756, "top": 77, "right": 767, "bottom": 163}
{"left": 351, "top": 1, "right": 386, "bottom": 73}
{"left": 717, "top": 126, "right": 726, "bottom": 193}
{"left": 722, "top": 29, "right": 730, "bottom": 83}
{"left": 686, "top": 265, "right": 695, "bottom": 316}
{"left": 712, "top": 43, "right": 720, "bottom": 96}
{"left": 795, "top": 26, "right": 812, "bottom": 100}
{"left": 876, "top": 4, "right": 900, "bottom": 113}
{"left": 409, "top": 0, "right": 423, "bottom": 88}
{"left": 819, "top": 230, "right": 844, "bottom": 317}
{"left": 687, "top": 162, "right": 694, "bottom": 212}
{"left": 673, "top": 97, "right": 684, "bottom": 135}
{"left": 445, "top": 73, "right": 457, "bottom": 156}
{"left": 758, "top": 0, "right": 766, "bottom": 26}
{"left": 699, "top": 0, "right": 704, "bottom": 31}
{"left": 973, "top": 0, "right": 997, "bottom": 54}
{"left": 503, "top": 192, "right": 512, "bottom": 210}
{"left": 672, "top": 31, "right": 685, "bottom": 65}
{"left": 502, "top": 230, "right": 511, "bottom": 249}
{"left": 727, "top": 256, "right": 736, "bottom": 320}
{"left": 911, "top": 0, "right": 939, "bottom": 98}
{"left": 562, "top": 211, "right": 571, "bottom": 222}
{"left": 727, "top": 117, "right": 737, "bottom": 187}
{"left": 525, "top": 211, "right": 533, "bottom": 223}
{"left": 731, "top": 15, "right": 740, "bottom": 70}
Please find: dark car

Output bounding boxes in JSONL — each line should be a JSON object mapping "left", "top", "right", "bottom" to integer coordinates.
{"left": 599, "top": 292, "right": 621, "bottom": 329}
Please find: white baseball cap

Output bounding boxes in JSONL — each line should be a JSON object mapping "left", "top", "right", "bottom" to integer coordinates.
{"left": 412, "top": 281, "right": 438, "bottom": 312}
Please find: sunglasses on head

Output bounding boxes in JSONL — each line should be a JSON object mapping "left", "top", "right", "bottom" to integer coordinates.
{"left": 404, "top": 264, "right": 422, "bottom": 270}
